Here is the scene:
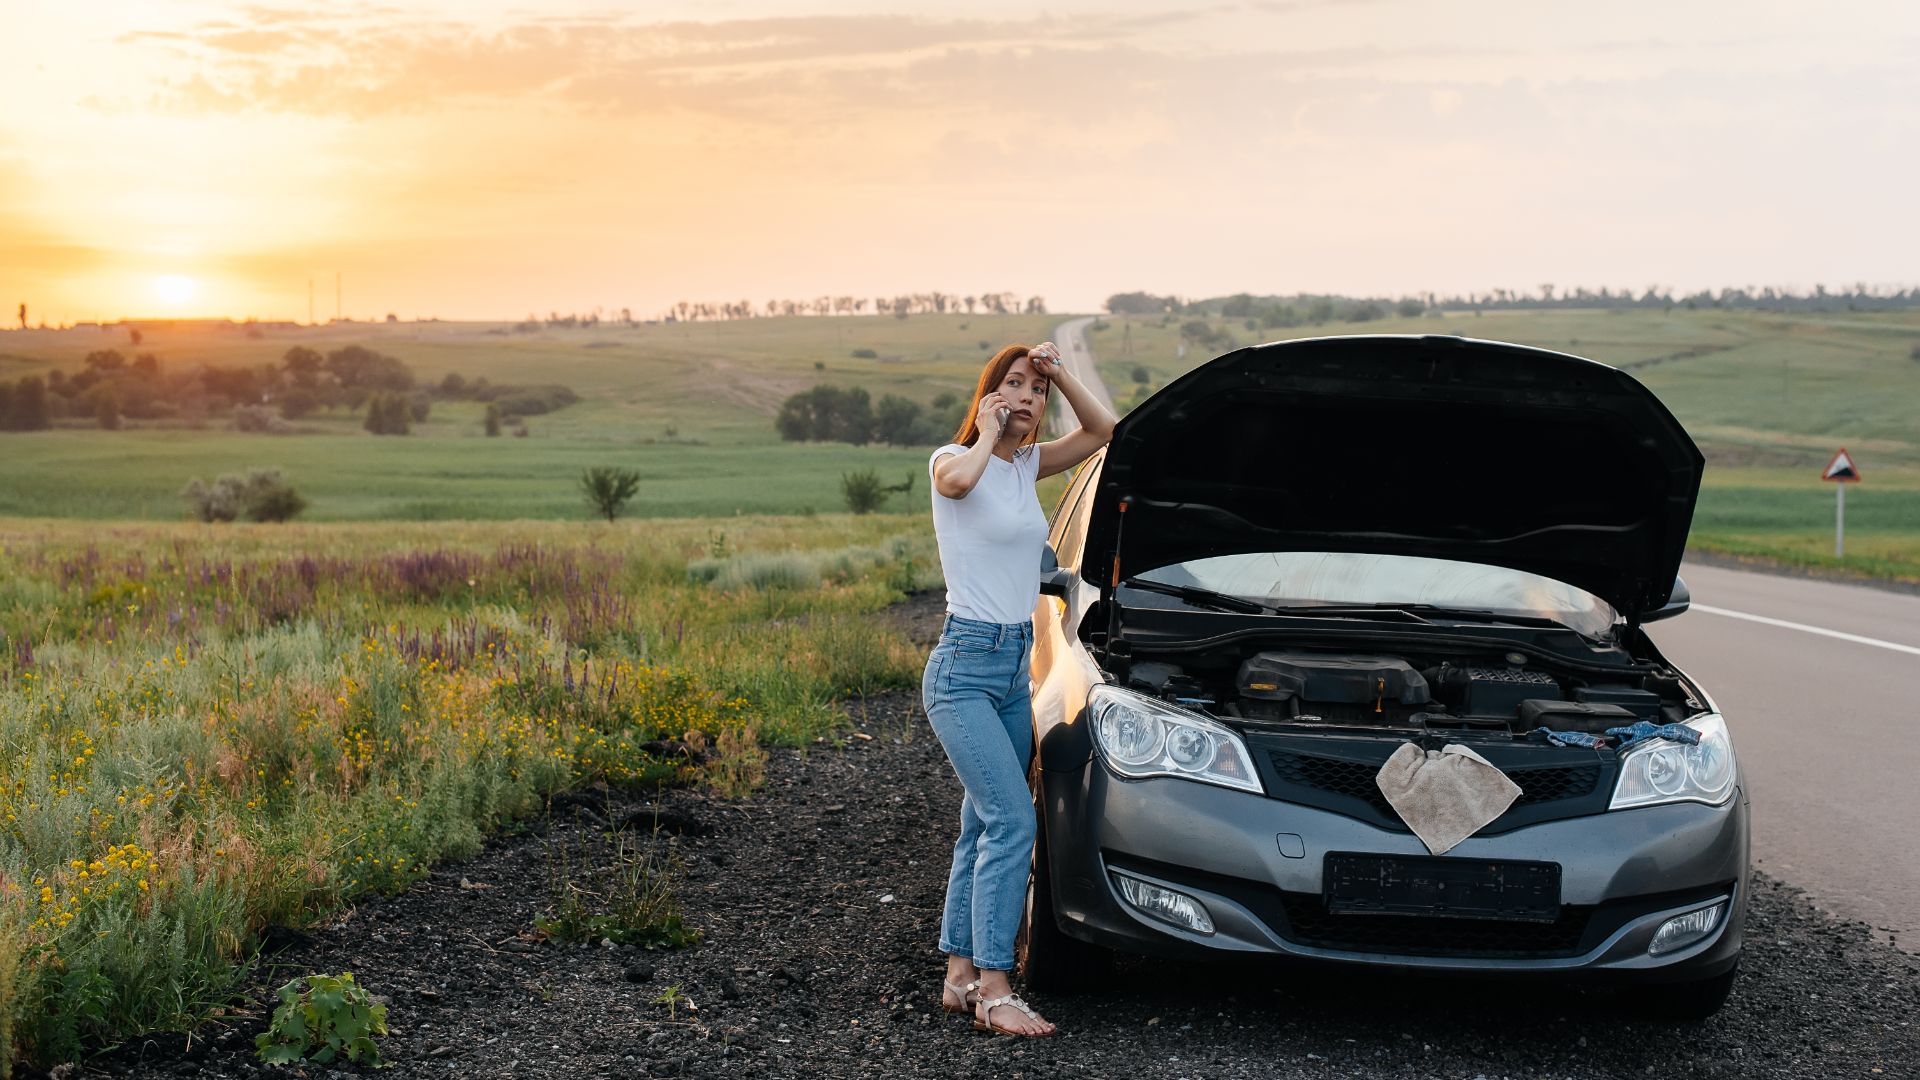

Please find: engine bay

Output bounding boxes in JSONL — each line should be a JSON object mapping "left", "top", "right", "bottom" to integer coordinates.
{"left": 1124, "top": 645, "right": 1701, "bottom": 738}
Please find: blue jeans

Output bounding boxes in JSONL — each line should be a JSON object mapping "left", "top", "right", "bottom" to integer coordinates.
{"left": 922, "top": 613, "right": 1036, "bottom": 971}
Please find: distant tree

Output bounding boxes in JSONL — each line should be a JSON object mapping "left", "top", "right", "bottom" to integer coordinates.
{"left": 95, "top": 391, "right": 121, "bottom": 430}
{"left": 133, "top": 352, "right": 160, "bottom": 376}
{"left": 438, "top": 371, "right": 467, "bottom": 396}
{"left": 3, "top": 376, "right": 50, "bottom": 431}
{"left": 15, "top": 303, "right": 22, "bottom": 330}
{"left": 84, "top": 349, "right": 126, "bottom": 372}
{"left": 1130, "top": 364, "right": 1150, "bottom": 384}
{"left": 282, "top": 346, "right": 325, "bottom": 388}
{"left": 850, "top": 348, "right": 877, "bottom": 359}
{"left": 408, "top": 394, "right": 431, "bottom": 423}
{"left": 129, "top": 328, "right": 142, "bottom": 346}
{"left": 580, "top": 466, "right": 641, "bottom": 521}
{"left": 484, "top": 402, "right": 503, "bottom": 436}
{"left": 1395, "top": 298, "right": 1425, "bottom": 318}
{"left": 841, "top": 469, "right": 885, "bottom": 514}
{"left": 873, "top": 394, "right": 923, "bottom": 446}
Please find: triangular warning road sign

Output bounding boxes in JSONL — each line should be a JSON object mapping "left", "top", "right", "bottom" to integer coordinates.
{"left": 1822, "top": 447, "right": 1861, "bottom": 483}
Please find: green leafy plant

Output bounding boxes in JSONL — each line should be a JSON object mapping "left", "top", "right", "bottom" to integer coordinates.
{"left": 580, "top": 466, "right": 642, "bottom": 522}
{"left": 255, "top": 972, "right": 390, "bottom": 1068}
{"left": 653, "top": 983, "right": 686, "bottom": 1020}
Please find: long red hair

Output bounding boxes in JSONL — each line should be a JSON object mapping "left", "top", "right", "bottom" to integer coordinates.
{"left": 952, "top": 343, "right": 1046, "bottom": 448}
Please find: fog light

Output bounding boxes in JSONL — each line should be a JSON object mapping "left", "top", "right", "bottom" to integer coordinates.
{"left": 1112, "top": 872, "right": 1214, "bottom": 935}
{"left": 1648, "top": 902, "right": 1726, "bottom": 956}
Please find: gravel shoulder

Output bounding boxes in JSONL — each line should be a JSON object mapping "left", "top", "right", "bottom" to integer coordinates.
{"left": 63, "top": 594, "right": 1920, "bottom": 1080}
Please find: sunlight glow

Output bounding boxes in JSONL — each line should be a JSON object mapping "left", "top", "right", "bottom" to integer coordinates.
{"left": 153, "top": 275, "right": 198, "bottom": 305}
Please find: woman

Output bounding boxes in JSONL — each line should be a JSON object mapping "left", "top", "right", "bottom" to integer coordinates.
{"left": 923, "top": 339, "right": 1116, "bottom": 1037}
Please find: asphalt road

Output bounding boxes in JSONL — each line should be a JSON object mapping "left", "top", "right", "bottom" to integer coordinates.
{"left": 1650, "top": 561, "right": 1920, "bottom": 948}
{"left": 1052, "top": 316, "right": 1920, "bottom": 950}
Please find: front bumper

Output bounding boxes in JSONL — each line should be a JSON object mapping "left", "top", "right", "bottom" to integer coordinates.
{"left": 1041, "top": 759, "right": 1748, "bottom": 980}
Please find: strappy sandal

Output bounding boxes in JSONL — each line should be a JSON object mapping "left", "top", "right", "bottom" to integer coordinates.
{"left": 940, "top": 978, "right": 980, "bottom": 1015}
{"left": 972, "top": 992, "right": 1055, "bottom": 1037}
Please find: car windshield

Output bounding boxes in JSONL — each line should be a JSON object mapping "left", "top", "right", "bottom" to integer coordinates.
{"left": 1134, "top": 552, "right": 1620, "bottom": 639}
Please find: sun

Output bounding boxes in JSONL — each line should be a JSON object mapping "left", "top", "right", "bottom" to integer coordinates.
{"left": 153, "top": 274, "right": 198, "bottom": 306}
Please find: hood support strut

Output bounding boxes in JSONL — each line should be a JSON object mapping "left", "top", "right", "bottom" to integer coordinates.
{"left": 1103, "top": 495, "right": 1132, "bottom": 679}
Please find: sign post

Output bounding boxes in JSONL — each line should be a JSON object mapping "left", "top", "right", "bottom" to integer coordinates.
{"left": 1821, "top": 448, "right": 1861, "bottom": 557}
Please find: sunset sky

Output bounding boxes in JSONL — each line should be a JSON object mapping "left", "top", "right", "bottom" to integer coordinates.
{"left": 3, "top": 1, "right": 1915, "bottom": 323}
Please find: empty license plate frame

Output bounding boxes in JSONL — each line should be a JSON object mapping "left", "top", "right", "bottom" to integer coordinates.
{"left": 1324, "top": 853, "right": 1562, "bottom": 923}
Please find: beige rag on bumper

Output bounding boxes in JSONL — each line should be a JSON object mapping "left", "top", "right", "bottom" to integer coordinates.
{"left": 1375, "top": 742, "right": 1522, "bottom": 856}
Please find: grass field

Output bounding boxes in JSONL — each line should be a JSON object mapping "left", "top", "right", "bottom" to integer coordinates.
{"left": 0, "top": 313, "right": 1055, "bottom": 520}
{"left": 1089, "top": 307, "right": 1920, "bottom": 581}
{"left": 3, "top": 306, "right": 1918, "bottom": 579}
{"left": 0, "top": 513, "right": 934, "bottom": 1069}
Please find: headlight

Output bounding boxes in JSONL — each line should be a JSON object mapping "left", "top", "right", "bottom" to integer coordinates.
{"left": 1610, "top": 713, "right": 1736, "bottom": 810}
{"left": 1089, "top": 685, "right": 1263, "bottom": 794}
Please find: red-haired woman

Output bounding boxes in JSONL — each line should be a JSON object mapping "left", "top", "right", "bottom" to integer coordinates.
{"left": 924, "top": 339, "right": 1116, "bottom": 1037}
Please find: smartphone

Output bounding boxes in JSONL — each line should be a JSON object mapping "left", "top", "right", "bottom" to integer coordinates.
{"left": 996, "top": 406, "right": 1011, "bottom": 426}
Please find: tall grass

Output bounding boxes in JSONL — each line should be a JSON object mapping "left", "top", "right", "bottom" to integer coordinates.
{"left": 0, "top": 516, "right": 932, "bottom": 1069}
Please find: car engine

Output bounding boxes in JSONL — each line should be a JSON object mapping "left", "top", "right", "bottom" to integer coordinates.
{"left": 1125, "top": 647, "right": 1688, "bottom": 736}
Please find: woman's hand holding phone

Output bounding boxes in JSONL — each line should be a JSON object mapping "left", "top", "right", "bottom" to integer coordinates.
{"left": 977, "top": 391, "right": 1012, "bottom": 438}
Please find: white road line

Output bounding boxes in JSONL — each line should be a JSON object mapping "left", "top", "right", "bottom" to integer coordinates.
{"left": 1691, "top": 603, "right": 1920, "bottom": 657}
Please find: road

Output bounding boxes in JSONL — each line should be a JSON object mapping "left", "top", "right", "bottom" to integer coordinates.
{"left": 1052, "top": 316, "right": 1920, "bottom": 950}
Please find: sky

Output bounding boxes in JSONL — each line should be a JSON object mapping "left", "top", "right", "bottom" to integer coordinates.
{"left": 2, "top": 0, "right": 1915, "bottom": 323}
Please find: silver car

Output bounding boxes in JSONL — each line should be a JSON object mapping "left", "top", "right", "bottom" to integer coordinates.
{"left": 1019, "top": 334, "right": 1747, "bottom": 1018}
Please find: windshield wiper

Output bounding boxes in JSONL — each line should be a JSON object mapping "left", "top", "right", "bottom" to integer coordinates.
{"left": 1264, "top": 603, "right": 1565, "bottom": 628}
{"left": 1121, "top": 578, "right": 1271, "bottom": 614}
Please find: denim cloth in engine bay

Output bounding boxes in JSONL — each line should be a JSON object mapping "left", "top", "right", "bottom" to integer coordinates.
{"left": 921, "top": 613, "right": 1036, "bottom": 971}
{"left": 1531, "top": 721, "right": 1702, "bottom": 750}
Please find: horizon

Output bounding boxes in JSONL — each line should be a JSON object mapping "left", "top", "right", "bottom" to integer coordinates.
{"left": 4, "top": 1, "right": 1916, "bottom": 325}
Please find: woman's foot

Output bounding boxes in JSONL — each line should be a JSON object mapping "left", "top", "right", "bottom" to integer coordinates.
{"left": 972, "top": 972, "right": 1055, "bottom": 1037}
{"left": 941, "top": 956, "right": 981, "bottom": 1013}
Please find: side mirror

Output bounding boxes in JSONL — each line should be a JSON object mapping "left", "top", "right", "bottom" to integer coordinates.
{"left": 1039, "top": 543, "right": 1073, "bottom": 597}
{"left": 1641, "top": 575, "right": 1690, "bottom": 623}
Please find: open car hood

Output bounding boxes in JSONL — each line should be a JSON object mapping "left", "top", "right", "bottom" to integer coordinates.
{"left": 1079, "top": 334, "right": 1704, "bottom": 620}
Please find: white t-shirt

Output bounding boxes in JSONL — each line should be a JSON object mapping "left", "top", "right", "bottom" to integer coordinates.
{"left": 928, "top": 442, "right": 1049, "bottom": 624}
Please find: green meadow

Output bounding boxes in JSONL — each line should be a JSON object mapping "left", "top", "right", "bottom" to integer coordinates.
{"left": 0, "top": 313, "right": 1056, "bottom": 519}
{"left": 1090, "top": 307, "right": 1920, "bottom": 581}
{"left": 3, "top": 305, "right": 1919, "bottom": 578}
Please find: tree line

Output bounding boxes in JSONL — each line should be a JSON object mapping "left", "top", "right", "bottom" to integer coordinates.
{"left": 1110, "top": 283, "right": 1920, "bottom": 321}
{"left": 0, "top": 345, "right": 576, "bottom": 435}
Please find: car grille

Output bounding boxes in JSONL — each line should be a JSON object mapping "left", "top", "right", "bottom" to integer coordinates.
{"left": 1277, "top": 893, "right": 1593, "bottom": 958}
{"left": 1266, "top": 751, "right": 1602, "bottom": 814}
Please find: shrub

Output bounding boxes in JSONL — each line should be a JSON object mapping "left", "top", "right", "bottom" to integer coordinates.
{"left": 95, "top": 391, "right": 121, "bottom": 430}
{"left": 842, "top": 469, "right": 885, "bottom": 514}
{"left": 580, "top": 466, "right": 642, "bottom": 521}
{"left": 255, "top": 972, "right": 389, "bottom": 1067}
{"left": 484, "top": 403, "right": 502, "bottom": 436}
{"left": 181, "top": 468, "right": 308, "bottom": 523}
{"left": 362, "top": 393, "right": 410, "bottom": 435}
{"left": 978, "top": 340, "right": 990, "bottom": 350}
{"left": 408, "top": 394, "right": 431, "bottom": 423}
{"left": 1130, "top": 364, "right": 1150, "bottom": 384}
{"left": 850, "top": 347, "right": 877, "bottom": 359}
{"left": 232, "top": 404, "right": 292, "bottom": 434}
